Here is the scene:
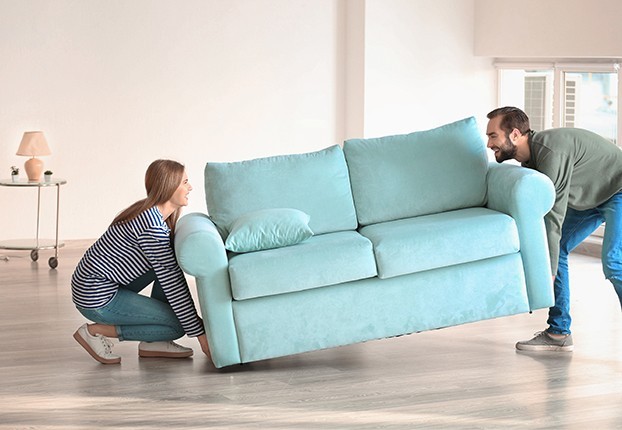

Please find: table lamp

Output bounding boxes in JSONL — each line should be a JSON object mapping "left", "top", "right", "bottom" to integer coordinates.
{"left": 16, "top": 131, "right": 51, "bottom": 182}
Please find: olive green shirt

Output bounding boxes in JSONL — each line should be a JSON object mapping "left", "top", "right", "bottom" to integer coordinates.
{"left": 522, "top": 128, "right": 622, "bottom": 274}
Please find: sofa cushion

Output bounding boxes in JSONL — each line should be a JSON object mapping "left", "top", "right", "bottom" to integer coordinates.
{"left": 343, "top": 117, "right": 488, "bottom": 226}
{"left": 228, "top": 231, "right": 377, "bottom": 300}
{"left": 205, "top": 145, "right": 358, "bottom": 236}
{"left": 224, "top": 208, "right": 313, "bottom": 253}
{"left": 359, "top": 207, "right": 519, "bottom": 279}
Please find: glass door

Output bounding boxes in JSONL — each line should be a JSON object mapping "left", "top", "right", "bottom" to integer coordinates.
{"left": 562, "top": 71, "right": 618, "bottom": 144}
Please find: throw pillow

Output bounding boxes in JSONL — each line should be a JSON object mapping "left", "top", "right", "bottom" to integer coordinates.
{"left": 225, "top": 208, "right": 313, "bottom": 253}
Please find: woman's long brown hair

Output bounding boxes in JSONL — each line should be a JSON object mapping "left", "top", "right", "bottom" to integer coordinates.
{"left": 111, "top": 159, "right": 185, "bottom": 236}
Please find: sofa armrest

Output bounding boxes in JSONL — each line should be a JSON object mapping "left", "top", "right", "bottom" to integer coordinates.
{"left": 486, "top": 163, "right": 556, "bottom": 310}
{"left": 175, "top": 213, "right": 241, "bottom": 367}
{"left": 175, "top": 212, "right": 227, "bottom": 277}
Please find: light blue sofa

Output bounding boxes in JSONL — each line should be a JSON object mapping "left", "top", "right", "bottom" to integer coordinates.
{"left": 175, "top": 117, "right": 556, "bottom": 368}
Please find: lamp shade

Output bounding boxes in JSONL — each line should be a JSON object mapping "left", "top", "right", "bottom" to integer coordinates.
{"left": 16, "top": 131, "right": 51, "bottom": 157}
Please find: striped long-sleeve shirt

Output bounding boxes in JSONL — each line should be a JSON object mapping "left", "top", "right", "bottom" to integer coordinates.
{"left": 71, "top": 206, "right": 204, "bottom": 337}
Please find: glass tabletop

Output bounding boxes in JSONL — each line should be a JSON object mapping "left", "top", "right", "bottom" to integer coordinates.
{"left": 0, "top": 178, "right": 67, "bottom": 187}
{"left": 0, "top": 239, "right": 65, "bottom": 250}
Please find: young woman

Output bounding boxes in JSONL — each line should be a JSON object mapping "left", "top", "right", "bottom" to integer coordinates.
{"left": 71, "top": 159, "right": 209, "bottom": 364}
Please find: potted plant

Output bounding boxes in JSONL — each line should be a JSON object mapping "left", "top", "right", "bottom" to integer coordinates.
{"left": 44, "top": 170, "right": 53, "bottom": 182}
{"left": 10, "top": 166, "right": 19, "bottom": 182}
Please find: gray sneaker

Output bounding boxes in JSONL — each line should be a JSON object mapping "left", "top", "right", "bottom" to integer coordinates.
{"left": 515, "top": 331, "right": 574, "bottom": 352}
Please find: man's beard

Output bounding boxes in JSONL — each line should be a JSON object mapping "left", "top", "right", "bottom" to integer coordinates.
{"left": 494, "top": 137, "right": 517, "bottom": 163}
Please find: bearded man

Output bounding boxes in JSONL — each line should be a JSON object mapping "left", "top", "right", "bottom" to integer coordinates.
{"left": 486, "top": 106, "right": 622, "bottom": 351}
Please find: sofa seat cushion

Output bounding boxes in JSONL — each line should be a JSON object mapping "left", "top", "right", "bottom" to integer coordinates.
{"left": 359, "top": 207, "right": 519, "bottom": 279}
{"left": 228, "top": 231, "right": 377, "bottom": 300}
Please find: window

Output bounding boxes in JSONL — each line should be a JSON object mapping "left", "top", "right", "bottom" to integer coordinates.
{"left": 496, "top": 61, "right": 621, "bottom": 145}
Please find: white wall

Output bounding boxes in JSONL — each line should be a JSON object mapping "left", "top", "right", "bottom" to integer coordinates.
{"left": 474, "top": 0, "right": 622, "bottom": 58}
{"left": 0, "top": 0, "right": 495, "bottom": 241}
{"left": 0, "top": 0, "right": 343, "bottom": 240}
{"left": 364, "top": 0, "right": 495, "bottom": 137}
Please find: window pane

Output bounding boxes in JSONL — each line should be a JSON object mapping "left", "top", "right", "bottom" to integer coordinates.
{"left": 563, "top": 72, "right": 618, "bottom": 144}
{"left": 525, "top": 75, "right": 548, "bottom": 131}
{"left": 498, "top": 69, "right": 553, "bottom": 130}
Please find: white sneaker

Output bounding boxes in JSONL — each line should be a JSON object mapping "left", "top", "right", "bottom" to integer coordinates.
{"left": 73, "top": 323, "right": 121, "bottom": 364}
{"left": 138, "top": 341, "right": 193, "bottom": 358}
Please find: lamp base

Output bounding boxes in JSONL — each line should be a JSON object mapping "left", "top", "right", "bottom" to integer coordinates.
{"left": 24, "top": 157, "right": 44, "bottom": 182}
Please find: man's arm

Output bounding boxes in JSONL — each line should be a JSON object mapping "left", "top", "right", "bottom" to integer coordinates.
{"left": 537, "top": 151, "right": 574, "bottom": 274}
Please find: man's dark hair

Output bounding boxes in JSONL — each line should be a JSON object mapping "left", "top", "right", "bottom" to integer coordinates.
{"left": 487, "top": 106, "right": 532, "bottom": 137}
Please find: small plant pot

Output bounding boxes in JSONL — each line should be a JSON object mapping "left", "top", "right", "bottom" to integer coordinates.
{"left": 44, "top": 174, "right": 52, "bottom": 182}
{"left": 11, "top": 174, "right": 19, "bottom": 183}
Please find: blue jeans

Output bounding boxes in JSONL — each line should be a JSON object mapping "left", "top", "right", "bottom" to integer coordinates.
{"left": 76, "top": 270, "right": 185, "bottom": 342}
{"left": 547, "top": 191, "right": 622, "bottom": 335}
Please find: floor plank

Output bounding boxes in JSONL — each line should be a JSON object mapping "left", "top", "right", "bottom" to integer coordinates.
{"left": 0, "top": 243, "right": 621, "bottom": 429}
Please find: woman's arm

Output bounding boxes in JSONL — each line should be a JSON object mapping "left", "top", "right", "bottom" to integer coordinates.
{"left": 139, "top": 226, "right": 205, "bottom": 337}
{"left": 197, "top": 333, "right": 211, "bottom": 358}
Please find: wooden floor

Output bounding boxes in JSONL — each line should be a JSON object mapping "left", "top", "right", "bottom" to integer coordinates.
{"left": 1, "top": 243, "right": 621, "bottom": 429}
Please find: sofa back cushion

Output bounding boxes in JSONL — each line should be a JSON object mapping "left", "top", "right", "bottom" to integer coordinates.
{"left": 204, "top": 145, "right": 358, "bottom": 236}
{"left": 343, "top": 117, "right": 488, "bottom": 226}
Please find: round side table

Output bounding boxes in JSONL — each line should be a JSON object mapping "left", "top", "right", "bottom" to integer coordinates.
{"left": 0, "top": 178, "right": 67, "bottom": 269}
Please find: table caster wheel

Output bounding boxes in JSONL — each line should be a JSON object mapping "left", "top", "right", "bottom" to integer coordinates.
{"left": 30, "top": 249, "right": 39, "bottom": 261}
{"left": 49, "top": 256, "right": 58, "bottom": 269}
